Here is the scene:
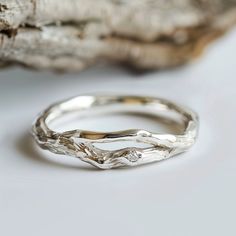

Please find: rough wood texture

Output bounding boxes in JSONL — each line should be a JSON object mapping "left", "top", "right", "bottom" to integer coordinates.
{"left": 0, "top": 0, "right": 236, "bottom": 71}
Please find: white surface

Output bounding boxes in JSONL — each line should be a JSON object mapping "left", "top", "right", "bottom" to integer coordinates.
{"left": 0, "top": 29, "right": 236, "bottom": 236}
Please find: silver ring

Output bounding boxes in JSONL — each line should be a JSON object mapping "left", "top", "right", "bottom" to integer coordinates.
{"left": 32, "top": 95, "right": 199, "bottom": 169}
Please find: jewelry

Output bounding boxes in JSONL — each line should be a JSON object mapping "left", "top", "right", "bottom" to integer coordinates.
{"left": 32, "top": 95, "right": 199, "bottom": 169}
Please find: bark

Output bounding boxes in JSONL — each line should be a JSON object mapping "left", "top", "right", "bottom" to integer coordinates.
{"left": 0, "top": 0, "right": 236, "bottom": 72}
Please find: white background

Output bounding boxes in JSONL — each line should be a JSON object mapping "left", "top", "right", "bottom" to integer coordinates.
{"left": 0, "top": 29, "right": 236, "bottom": 236}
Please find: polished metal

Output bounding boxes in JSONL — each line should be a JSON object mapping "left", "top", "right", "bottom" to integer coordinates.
{"left": 32, "top": 95, "right": 199, "bottom": 169}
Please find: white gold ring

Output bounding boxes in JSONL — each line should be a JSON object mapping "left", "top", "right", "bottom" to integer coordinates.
{"left": 32, "top": 95, "right": 199, "bottom": 169}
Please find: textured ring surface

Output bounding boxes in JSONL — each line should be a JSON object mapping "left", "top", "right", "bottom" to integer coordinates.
{"left": 32, "top": 95, "right": 199, "bottom": 169}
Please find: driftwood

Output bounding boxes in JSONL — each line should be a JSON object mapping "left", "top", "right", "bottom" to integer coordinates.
{"left": 0, "top": 0, "right": 236, "bottom": 72}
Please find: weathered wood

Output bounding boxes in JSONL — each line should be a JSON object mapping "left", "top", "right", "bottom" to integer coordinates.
{"left": 0, "top": 0, "right": 235, "bottom": 71}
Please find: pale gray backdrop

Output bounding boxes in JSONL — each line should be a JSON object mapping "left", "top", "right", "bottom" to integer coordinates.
{"left": 0, "top": 29, "right": 235, "bottom": 236}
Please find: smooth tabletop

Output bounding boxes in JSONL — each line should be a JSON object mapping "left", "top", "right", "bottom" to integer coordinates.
{"left": 0, "top": 29, "right": 236, "bottom": 236}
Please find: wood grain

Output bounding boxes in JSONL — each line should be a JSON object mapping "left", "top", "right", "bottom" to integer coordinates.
{"left": 0, "top": 0, "right": 235, "bottom": 71}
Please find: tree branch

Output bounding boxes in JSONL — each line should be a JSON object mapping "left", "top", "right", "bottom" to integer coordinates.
{"left": 0, "top": 0, "right": 235, "bottom": 71}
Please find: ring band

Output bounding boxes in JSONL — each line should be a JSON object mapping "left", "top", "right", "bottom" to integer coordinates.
{"left": 32, "top": 95, "right": 199, "bottom": 169}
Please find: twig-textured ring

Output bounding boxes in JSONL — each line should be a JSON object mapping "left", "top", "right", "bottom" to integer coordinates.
{"left": 32, "top": 95, "right": 199, "bottom": 169}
